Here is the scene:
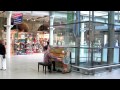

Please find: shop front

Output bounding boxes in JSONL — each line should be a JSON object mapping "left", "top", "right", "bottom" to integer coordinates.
{"left": 1, "top": 11, "right": 50, "bottom": 56}
{"left": 10, "top": 25, "right": 49, "bottom": 55}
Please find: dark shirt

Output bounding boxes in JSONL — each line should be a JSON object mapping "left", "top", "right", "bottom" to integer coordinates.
{"left": 0, "top": 44, "right": 6, "bottom": 58}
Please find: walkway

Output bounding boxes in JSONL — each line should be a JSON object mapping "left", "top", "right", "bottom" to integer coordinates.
{"left": 0, "top": 53, "right": 120, "bottom": 79}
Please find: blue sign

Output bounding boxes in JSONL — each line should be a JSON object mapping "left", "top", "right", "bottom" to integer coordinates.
{"left": 13, "top": 16, "right": 23, "bottom": 25}
{"left": 12, "top": 13, "right": 23, "bottom": 25}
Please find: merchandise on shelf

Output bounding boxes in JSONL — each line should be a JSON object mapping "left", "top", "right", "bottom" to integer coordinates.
{"left": 13, "top": 32, "right": 43, "bottom": 55}
{"left": 3, "top": 30, "right": 49, "bottom": 55}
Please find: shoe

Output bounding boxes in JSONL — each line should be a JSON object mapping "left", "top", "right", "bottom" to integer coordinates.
{"left": 53, "top": 69, "right": 56, "bottom": 71}
{"left": 48, "top": 70, "right": 52, "bottom": 73}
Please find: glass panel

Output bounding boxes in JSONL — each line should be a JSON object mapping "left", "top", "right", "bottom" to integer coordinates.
{"left": 94, "top": 11, "right": 108, "bottom": 23}
{"left": 53, "top": 24, "right": 76, "bottom": 46}
{"left": 51, "top": 11, "right": 120, "bottom": 70}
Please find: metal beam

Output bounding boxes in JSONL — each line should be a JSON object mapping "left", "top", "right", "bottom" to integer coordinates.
{"left": 75, "top": 11, "right": 80, "bottom": 69}
{"left": 107, "top": 11, "right": 115, "bottom": 64}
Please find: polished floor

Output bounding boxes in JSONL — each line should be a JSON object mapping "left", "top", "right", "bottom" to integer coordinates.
{"left": 0, "top": 53, "right": 120, "bottom": 79}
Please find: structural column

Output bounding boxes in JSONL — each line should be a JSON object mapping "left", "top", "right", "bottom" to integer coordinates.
{"left": 90, "top": 11, "right": 95, "bottom": 66}
{"left": 118, "top": 34, "right": 120, "bottom": 63}
{"left": 4, "top": 11, "right": 13, "bottom": 59}
{"left": 107, "top": 11, "right": 115, "bottom": 64}
{"left": 75, "top": 11, "right": 80, "bottom": 67}
{"left": 80, "top": 23, "right": 85, "bottom": 58}
{"left": 49, "top": 12, "right": 54, "bottom": 46}
{"left": 118, "top": 11, "right": 120, "bottom": 63}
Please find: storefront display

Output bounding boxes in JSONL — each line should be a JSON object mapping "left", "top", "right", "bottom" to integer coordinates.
{"left": 2, "top": 30, "right": 49, "bottom": 56}
{"left": 8, "top": 30, "right": 49, "bottom": 55}
{"left": 1, "top": 14, "right": 50, "bottom": 56}
{"left": 12, "top": 31, "right": 43, "bottom": 55}
{"left": 38, "top": 31, "right": 49, "bottom": 47}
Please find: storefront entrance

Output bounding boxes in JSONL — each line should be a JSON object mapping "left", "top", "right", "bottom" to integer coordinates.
{"left": 2, "top": 11, "right": 50, "bottom": 56}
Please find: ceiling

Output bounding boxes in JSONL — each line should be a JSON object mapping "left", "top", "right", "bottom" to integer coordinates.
{"left": 0, "top": 11, "right": 49, "bottom": 23}
{"left": 0, "top": 11, "right": 120, "bottom": 23}
{"left": 14, "top": 11, "right": 49, "bottom": 22}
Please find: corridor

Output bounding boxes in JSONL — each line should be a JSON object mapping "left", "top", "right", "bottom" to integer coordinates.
{"left": 0, "top": 53, "right": 120, "bottom": 79}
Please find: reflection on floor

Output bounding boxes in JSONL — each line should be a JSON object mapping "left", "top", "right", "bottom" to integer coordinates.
{"left": 0, "top": 53, "right": 120, "bottom": 79}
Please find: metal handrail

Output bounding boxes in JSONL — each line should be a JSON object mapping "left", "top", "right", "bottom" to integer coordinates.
{"left": 52, "top": 45, "right": 120, "bottom": 49}
{"left": 71, "top": 63, "right": 120, "bottom": 71}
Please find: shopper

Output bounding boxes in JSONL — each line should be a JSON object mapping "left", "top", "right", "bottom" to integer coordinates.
{"left": 0, "top": 40, "right": 6, "bottom": 70}
{"left": 43, "top": 45, "right": 60, "bottom": 72}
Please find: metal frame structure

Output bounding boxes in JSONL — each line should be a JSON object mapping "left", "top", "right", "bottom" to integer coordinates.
{"left": 1, "top": 11, "right": 120, "bottom": 74}
{"left": 50, "top": 11, "right": 120, "bottom": 75}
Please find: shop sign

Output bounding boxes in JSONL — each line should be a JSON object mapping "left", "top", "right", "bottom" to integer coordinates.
{"left": 12, "top": 13, "right": 23, "bottom": 25}
{"left": 67, "top": 11, "right": 74, "bottom": 24}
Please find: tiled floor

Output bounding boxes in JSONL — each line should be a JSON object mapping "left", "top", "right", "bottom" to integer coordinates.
{"left": 0, "top": 53, "right": 120, "bottom": 79}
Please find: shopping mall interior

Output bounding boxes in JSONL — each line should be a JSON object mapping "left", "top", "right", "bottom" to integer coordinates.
{"left": 0, "top": 11, "right": 120, "bottom": 79}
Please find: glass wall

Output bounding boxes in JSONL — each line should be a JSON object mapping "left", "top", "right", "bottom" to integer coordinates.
{"left": 50, "top": 11, "right": 120, "bottom": 68}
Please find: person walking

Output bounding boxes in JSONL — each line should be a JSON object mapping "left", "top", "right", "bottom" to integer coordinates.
{"left": 0, "top": 40, "right": 6, "bottom": 70}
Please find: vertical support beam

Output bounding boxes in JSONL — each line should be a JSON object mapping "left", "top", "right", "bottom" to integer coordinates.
{"left": 118, "top": 11, "right": 120, "bottom": 63}
{"left": 75, "top": 11, "right": 80, "bottom": 68}
{"left": 49, "top": 11, "right": 54, "bottom": 46}
{"left": 107, "top": 11, "right": 115, "bottom": 64}
{"left": 101, "top": 32, "right": 104, "bottom": 64}
{"left": 4, "top": 11, "right": 13, "bottom": 59}
{"left": 91, "top": 11, "right": 94, "bottom": 66}
{"left": 118, "top": 33, "right": 120, "bottom": 63}
{"left": 118, "top": 11, "right": 119, "bottom": 23}
{"left": 88, "top": 11, "right": 92, "bottom": 66}
{"left": 80, "top": 23, "right": 85, "bottom": 58}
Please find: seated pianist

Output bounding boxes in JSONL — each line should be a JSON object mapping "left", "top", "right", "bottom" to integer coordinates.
{"left": 49, "top": 47, "right": 69, "bottom": 73}
{"left": 43, "top": 45, "right": 62, "bottom": 73}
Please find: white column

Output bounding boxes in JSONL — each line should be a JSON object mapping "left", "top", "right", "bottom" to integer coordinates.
{"left": 49, "top": 16, "right": 54, "bottom": 46}
{"left": 4, "top": 11, "right": 13, "bottom": 59}
{"left": 104, "top": 34, "right": 107, "bottom": 46}
{"left": 80, "top": 23, "right": 85, "bottom": 59}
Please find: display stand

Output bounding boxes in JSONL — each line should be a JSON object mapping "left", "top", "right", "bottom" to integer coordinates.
{"left": 11, "top": 31, "right": 42, "bottom": 55}
{"left": 3, "top": 29, "right": 49, "bottom": 55}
